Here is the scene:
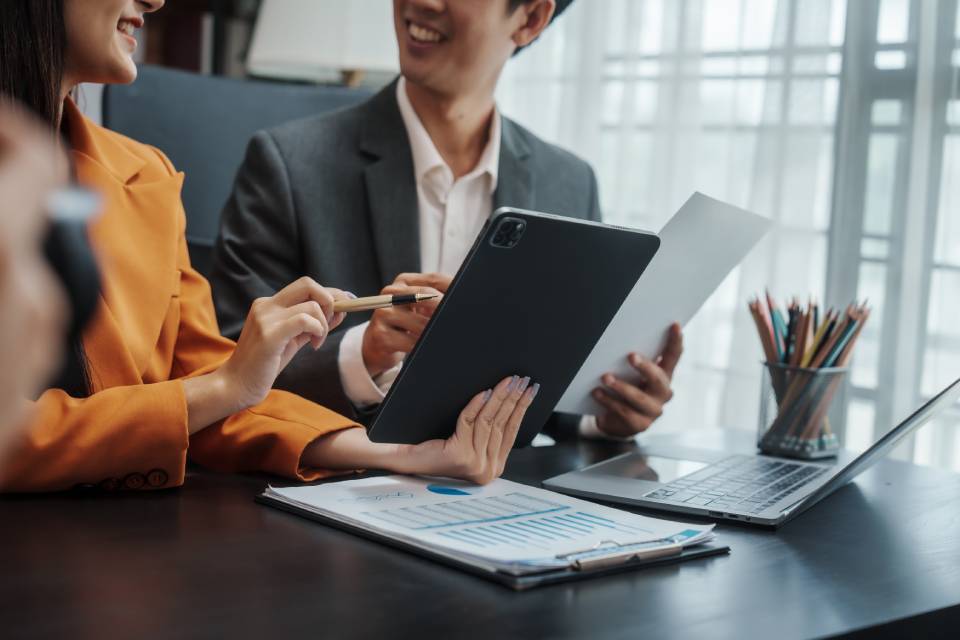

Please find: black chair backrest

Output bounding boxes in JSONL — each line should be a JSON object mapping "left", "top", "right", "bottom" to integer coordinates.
{"left": 102, "top": 65, "right": 373, "bottom": 275}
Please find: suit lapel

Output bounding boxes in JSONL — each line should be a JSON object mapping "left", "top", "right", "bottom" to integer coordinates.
{"left": 361, "top": 80, "right": 421, "bottom": 285}
{"left": 493, "top": 117, "right": 534, "bottom": 214}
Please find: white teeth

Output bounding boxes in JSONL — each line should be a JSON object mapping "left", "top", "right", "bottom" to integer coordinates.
{"left": 409, "top": 23, "right": 442, "bottom": 43}
{"left": 118, "top": 22, "right": 135, "bottom": 36}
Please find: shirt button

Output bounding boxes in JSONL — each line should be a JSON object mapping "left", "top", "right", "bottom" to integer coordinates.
{"left": 123, "top": 473, "right": 146, "bottom": 490}
{"left": 146, "top": 469, "right": 169, "bottom": 488}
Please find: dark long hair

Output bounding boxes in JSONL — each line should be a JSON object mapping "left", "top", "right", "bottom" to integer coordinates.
{"left": 0, "top": 0, "right": 67, "bottom": 127}
{"left": 1, "top": 0, "right": 94, "bottom": 398}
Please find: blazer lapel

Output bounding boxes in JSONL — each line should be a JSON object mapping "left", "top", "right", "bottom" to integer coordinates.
{"left": 67, "top": 101, "right": 182, "bottom": 379}
{"left": 360, "top": 80, "right": 421, "bottom": 285}
{"left": 493, "top": 117, "right": 534, "bottom": 214}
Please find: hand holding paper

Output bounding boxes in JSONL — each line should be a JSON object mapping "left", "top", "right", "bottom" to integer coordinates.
{"left": 558, "top": 192, "right": 772, "bottom": 417}
{"left": 592, "top": 324, "right": 684, "bottom": 437}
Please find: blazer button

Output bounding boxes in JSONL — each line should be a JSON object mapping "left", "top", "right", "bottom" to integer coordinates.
{"left": 99, "top": 478, "right": 121, "bottom": 492}
{"left": 123, "top": 473, "right": 146, "bottom": 490}
{"left": 146, "top": 469, "right": 168, "bottom": 487}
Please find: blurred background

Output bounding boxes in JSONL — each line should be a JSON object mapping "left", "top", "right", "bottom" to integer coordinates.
{"left": 106, "top": 0, "right": 960, "bottom": 471}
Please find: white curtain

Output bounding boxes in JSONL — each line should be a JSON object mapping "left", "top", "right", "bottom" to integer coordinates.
{"left": 497, "top": 0, "right": 960, "bottom": 470}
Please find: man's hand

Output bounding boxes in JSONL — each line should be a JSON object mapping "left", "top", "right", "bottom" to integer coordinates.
{"left": 593, "top": 323, "right": 684, "bottom": 437}
{"left": 361, "top": 272, "right": 452, "bottom": 377}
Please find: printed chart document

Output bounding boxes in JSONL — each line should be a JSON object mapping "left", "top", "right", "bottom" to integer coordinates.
{"left": 557, "top": 192, "right": 772, "bottom": 415}
{"left": 262, "top": 476, "right": 715, "bottom": 577}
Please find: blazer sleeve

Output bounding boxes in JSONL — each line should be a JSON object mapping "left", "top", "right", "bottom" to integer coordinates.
{"left": 209, "top": 131, "right": 361, "bottom": 420}
{"left": 170, "top": 190, "right": 362, "bottom": 481}
{"left": 0, "top": 380, "right": 191, "bottom": 493}
{"left": 209, "top": 131, "right": 301, "bottom": 341}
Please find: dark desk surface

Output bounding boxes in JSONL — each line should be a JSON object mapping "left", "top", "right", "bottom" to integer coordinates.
{"left": 2, "top": 429, "right": 959, "bottom": 640}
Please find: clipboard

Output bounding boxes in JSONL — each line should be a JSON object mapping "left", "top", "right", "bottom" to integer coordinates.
{"left": 257, "top": 493, "right": 730, "bottom": 591}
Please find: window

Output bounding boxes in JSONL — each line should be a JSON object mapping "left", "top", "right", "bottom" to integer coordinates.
{"left": 498, "top": 0, "right": 960, "bottom": 469}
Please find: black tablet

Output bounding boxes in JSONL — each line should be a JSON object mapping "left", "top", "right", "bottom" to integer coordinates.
{"left": 368, "top": 208, "right": 660, "bottom": 447}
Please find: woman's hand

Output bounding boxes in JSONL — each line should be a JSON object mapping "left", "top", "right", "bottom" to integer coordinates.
{"left": 219, "top": 277, "right": 350, "bottom": 408}
{"left": 184, "top": 277, "right": 350, "bottom": 433}
{"left": 400, "top": 375, "right": 539, "bottom": 483}
{"left": 301, "top": 375, "right": 540, "bottom": 484}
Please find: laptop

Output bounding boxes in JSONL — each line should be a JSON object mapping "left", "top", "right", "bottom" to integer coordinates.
{"left": 544, "top": 377, "right": 960, "bottom": 527}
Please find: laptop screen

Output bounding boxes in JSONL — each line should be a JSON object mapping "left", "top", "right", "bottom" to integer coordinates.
{"left": 789, "top": 376, "right": 960, "bottom": 517}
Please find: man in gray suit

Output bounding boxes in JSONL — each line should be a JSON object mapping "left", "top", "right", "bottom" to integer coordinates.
{"left": 211, "top": 0, "right": 683, "bottom": 440}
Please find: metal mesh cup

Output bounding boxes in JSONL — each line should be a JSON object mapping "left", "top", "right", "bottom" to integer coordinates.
{"left": 758, "top": 363, "right": 847, "bottom": 459}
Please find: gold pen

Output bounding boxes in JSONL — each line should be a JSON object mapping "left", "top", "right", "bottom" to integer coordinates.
{"left": 333, "top": 293, "right": 439, "bottom": 313}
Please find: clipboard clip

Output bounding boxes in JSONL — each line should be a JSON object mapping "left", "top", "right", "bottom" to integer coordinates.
{"left": 557, "top": 538, "right": 684, "bottom": 571}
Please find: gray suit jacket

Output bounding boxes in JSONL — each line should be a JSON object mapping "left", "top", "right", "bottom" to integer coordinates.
{"left": 210, "top": 79, "right": 601, "bottom": 435}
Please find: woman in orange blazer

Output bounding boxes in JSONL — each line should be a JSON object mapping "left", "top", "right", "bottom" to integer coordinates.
{"left": 0, "top": 0, "right": 540, "bottom": 492}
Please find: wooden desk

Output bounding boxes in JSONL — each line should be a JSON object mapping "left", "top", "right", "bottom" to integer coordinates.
{"left": 2, "top": 430, "right": 958, "bottom": 639}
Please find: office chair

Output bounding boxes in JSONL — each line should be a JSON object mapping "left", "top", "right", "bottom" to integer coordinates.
{"left": 102, "top": 65, "right": 373, "bottom": 276}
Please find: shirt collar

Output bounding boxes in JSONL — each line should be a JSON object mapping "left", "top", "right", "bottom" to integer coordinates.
{"left": 396, "top": 77, "right": 500, "bottom": 193}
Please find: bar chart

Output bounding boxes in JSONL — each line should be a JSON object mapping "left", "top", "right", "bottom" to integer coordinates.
{"left": 365, "top": 491, "right": 656, "bottom": 550}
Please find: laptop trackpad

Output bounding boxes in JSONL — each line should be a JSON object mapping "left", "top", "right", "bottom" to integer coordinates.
{"left": 585, "top": 453, "right": 712, "bottom": 488}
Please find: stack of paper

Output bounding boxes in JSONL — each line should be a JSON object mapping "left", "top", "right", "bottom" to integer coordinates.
{"left": 264, "top": 476, "right": 715, "bottom": 576}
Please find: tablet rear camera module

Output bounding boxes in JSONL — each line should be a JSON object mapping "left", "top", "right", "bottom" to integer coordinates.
{"left": 491, "top": 217, "right": 526, "bottom": 249}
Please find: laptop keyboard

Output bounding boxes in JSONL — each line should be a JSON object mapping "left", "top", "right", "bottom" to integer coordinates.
{"left": 643, "top": 456, "right": 829, "bottom": 515}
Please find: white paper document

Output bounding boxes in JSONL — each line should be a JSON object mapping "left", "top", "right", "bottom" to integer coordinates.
{"left": 264, "top": 476, "right": 714, "bottom": 576}
{"left": 557, "top": 192, "right": 772, "bottom": 415}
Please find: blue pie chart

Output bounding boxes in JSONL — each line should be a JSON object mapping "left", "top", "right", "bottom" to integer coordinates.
{"left": 427, "top": 484, "right": 472, "bottom": 496}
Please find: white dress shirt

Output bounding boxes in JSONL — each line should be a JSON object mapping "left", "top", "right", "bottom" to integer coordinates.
{"left": 336, "top": 78, "right": 611, "bottom": 438}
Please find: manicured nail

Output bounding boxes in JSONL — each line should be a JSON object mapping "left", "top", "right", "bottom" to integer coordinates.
{"left": 506, "top": 375, "right": 519, "bottom": 392}
{"left": 517, "top": 376, "right": 531, "bottom": 393}
{"left": 482, "top": 389, "right": 493, "bottom": 402}
{"left": 530, "top": 383, "right": 541, "bottom": 398}
{"left": 603, "top": 374, "right": 615, "bottom": 385}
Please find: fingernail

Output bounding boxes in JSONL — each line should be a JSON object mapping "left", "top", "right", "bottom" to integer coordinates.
{"left": 593, "top": 389, "right": 603, "bottom": 399}
{"left": 603, "top": 374, "right": 615, "bottom": 385}
{"left": 506, "top": 375, "right": 519, "bottom": 392}
{"left": 530, "top": 383, "right": 541, "bottom": 398}
{"left": 517, "top": 376, "right": 531, "bottom": 393}
{"left": 346, "top": 291, "right": 358, "bottom": 299}
{"left": 482, "top": 389, "right": 493, "bottom": 402}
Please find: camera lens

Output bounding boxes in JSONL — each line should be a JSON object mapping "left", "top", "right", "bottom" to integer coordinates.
{"left": 492, "top": 218, "right": 526, "bottom": 247}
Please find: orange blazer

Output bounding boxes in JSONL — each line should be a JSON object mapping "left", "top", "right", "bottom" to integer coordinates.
{"left": 0, "top": 100, "right": 359, "bottom": 492}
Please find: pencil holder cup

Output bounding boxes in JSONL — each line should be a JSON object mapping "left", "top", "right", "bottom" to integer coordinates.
{"left": 757, "top": 363, "right": 846, "bottom": 459}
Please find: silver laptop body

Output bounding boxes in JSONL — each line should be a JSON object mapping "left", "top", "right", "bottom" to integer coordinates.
{"left": 544, "top": 377, "right": 960, "bottom": 527}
